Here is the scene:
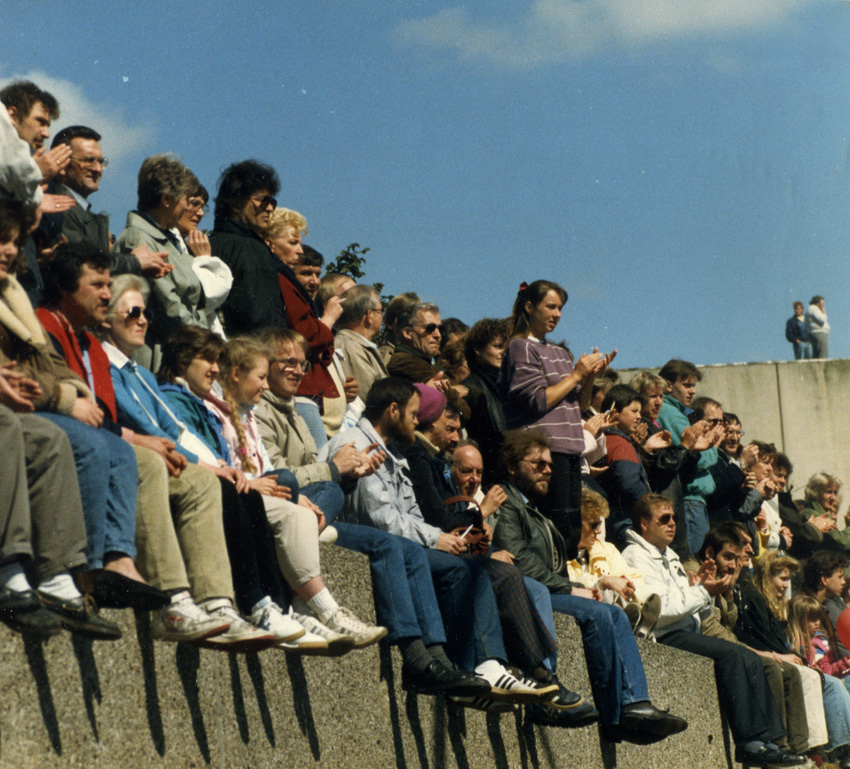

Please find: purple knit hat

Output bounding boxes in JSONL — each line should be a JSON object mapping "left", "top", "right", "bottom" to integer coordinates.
{"left": 414, "top": 383, "right": 447, "bottom": 426}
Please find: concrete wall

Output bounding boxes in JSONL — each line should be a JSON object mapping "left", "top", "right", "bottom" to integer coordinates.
{"left": 621, "top": 357, "right": 850, "bottom": 504}
{"left": 0, "top": 545, "right": 737, "bottom": 769}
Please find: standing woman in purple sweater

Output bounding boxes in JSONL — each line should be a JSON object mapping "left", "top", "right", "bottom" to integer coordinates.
{"left": 500, "top": 280, "right": 616, "bottom": 557}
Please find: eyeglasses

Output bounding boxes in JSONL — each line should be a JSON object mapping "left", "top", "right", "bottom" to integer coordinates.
{"left": 655, "top": 513, "right": 674, "bottom": 525}
{"left": 122, "top": 306, "right": 151, "bottom": 322}
{"left": 521, "top": 457, "right": 552, "bottom": 472}
{"left": 273, "top": 357, "right": 311, "bottom": 373}
{"left": 71, "top": 155, "right": 109, "bottom": 168}
{"left": 412, "top": 323, "right": 445, "bottom": 337}
{"left": 367, "top": 306, "right": 383, "bottom": 315}
{"left": 186, "top": 199, "right": 209, "bottom": 214}
{"left": 251, "top": 194, "right": 277, "bottom": 210}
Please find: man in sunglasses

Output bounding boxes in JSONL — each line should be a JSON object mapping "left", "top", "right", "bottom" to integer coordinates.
{"left": 622, "top": 493, "right": 805, "bottom": 767}
{"left": 209, "top": 159, "right": 287, "bottom": 336}
{"left": 491, "top": 429, "right": 688, "bottom": 744}
{"left": 387, "top": 302, "right": 447, "bottom": 386}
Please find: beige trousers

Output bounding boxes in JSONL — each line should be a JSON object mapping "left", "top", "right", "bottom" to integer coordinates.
{"left": 262, "top": 496, "right": 321, "bottom": 589}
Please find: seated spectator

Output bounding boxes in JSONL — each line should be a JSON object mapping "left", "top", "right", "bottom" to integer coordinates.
{"left": 440, "top": 317, "right": 468, "bottom": 350}
{"left": 171, "top": 178, "right": 232, "bottom": 338}
{"left": 500, "top": 280, "right": 615, "bottom": 559}
{"left": 788, "top": 595, "right": 850, "bottom": 768}
{"left": 567, "top": 488, "right": 660, "bottom": 638}
{"left": 681, "top": 524, "right": 823, "bottom": 758}
{"left": 377, "top": 291, "right": 420, "bottom": 364}
{"left": 317, "top": 272, "right": 355, "bottom": 317}
{"left": 181, "top": 334, "right": 386, "bottom": 651}
{"left": 112, "top": 154, "right": 209, "bottom": 370}
{"left": 208, "top": 159, "right": 285, "bottom": 335}
{"left": 450, "top": 441, "right": 507, "bottom": 526}
{"left": 334, "top": 284, "right": 389, "bottom": 397}
{"left": 320, "top": 379, "right": 572, "bottom": 710}
{"left": 292, "top": 244, "right": 323, "bottom": 300}
{"left": 252, "top": 327, "right": 491, "bottom": 695}
{"left": 584, "top": 367, "right": 619, "bottom": 419}
{"left": 772, "top": 452, "right": 826, "bottom": 560}
{"left": 621, "top": 492, "right": 804, "bottom": 766}
{"left": 387, "top": 301, "right": 447, "bottom": 386}
{"left": 460, "top": 318, "right": 508, "bottom": 487}
{"left": 490, "top": 429, "right": 688, "bottom": 743}
{"left": 801, "top": 473, "right": 850, "bottom": 556}
{"left": 596, "top": 384, "right": 659, "bottom": 545}
{"left": 264, "top": 207, "right": 339, "bottom": 447}
{"left": 435, "top": 337, "right": 469, "bottom": 387}
{"left": 801, "top": 550, "right": 850, "bottom": 659}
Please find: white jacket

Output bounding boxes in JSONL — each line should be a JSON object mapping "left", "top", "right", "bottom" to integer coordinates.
{"left": 621, "top": 528, "right": 712, "bottom": 639}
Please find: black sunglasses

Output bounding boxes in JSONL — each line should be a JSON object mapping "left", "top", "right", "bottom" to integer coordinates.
{"left": 414, "top": 322, "right": 446, "bottom": 336}
{"left": 124, "top": 306, "right": 151, "bottom": 322}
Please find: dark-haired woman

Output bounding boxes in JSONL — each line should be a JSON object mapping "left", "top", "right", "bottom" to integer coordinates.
{"left": 500, "top": 279, "right": 615, "bottom": 556}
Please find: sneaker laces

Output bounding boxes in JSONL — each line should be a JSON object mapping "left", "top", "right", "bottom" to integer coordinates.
{"left": 331, "top": 606, "right": 372, "bottom": 634}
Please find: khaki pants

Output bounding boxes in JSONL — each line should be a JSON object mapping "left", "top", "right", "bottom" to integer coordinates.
{"left": 262, "top": 496, "right": 321, "bottom": 589}
{"left": 133, "top": 447, "right": 233, "bottom": 602}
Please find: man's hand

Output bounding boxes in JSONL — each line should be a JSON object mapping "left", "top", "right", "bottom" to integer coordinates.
{"left": 131, "top": 244, "right": 173, "bottom": 278}
{"left": 680, "top": 422, "right": 705, "bottom": 451}
{"left": 130, "top": 434, "right": 186, "bottom": 477}
{"left": 490, "top": 550, "right": 515, "bottom": 565}
{"left": 71, "top": 397, "right": 104, "bottom": 427}
{"left": 425, "top": 371, "right": 451, "bottom": 394}
{"left": 341, "top": 376, "right": 359, "bottom": 404}
{"left": 740, "top": 443, "right": 760, "bottom": 470}
{"left": 480, "top": 484, "right": 507, "bottom": 518}
{"left": 597, "top": 575, "right": 636, "bottom": 602}
{"left": 572, "top": 586, "right": 603, "bottom": 602}
{"left": 644, "top": 429, "right": 672, "bottom": 452}
{"left": 689, "top": 422, "right": 717, "bottom": 452}
{"left": 436, "top": 532, "right": 465, "bottom": 555}
{"left": 249, "top": 475, "right": 293, "bottom": 499}
{"left": 701, "top": 572, "right": 734, "bottom": 597}
{"left": 631, "top": 421, "right": 648, "bottom": 446}
{"left": 38, "top": 193, "right": 76, "bottom": 219}
{"left": 583, "top": 412, "right": 610, "bottom": 438}
{"left": 186, "top": 229, "right": 212, "bottom": 257}
{"left": 320, "top": 295, "right": 344, "bottom": 328}
{"left": 332, "top": 441, "right": 364, "bottom": 476}
{"left": 34, "top": 144, "right": 71, "bottom": 181}
{"left": 356, "top": 443, "right": 387, "bottom": 477}
{"left": 779, "top": 526, "right": 794, "bottom": 549}
{"left": 0, "top": 364, "right": 41, "bottom": 412}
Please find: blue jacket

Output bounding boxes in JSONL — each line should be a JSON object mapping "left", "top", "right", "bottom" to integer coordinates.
{"left": 158, "top": 382, "right": 232, "bottom": 464}
{"left": 785, "top": 315, "right": 809, "bottom": 344}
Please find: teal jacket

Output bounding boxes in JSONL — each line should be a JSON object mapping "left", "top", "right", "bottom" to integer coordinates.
{"left": 657, "top": 395, "right": 716, "bottom": 502}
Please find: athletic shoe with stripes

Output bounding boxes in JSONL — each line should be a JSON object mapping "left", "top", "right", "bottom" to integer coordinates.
{"left": 474, "top": 660, "right": 559, "bottom": 705}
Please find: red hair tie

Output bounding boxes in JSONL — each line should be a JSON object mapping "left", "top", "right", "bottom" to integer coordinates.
{"left": 518, "top": 281, "right": 528, "bottom": 295}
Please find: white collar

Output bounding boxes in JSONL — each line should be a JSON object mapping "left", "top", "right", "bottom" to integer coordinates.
{"left": 102, "top": 340, "right": 132, "bottom": 368}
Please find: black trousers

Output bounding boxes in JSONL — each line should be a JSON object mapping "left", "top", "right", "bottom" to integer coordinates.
{"left": 660, "top": 629, "right": 785, "bottom": 745}
{"left": 542, "top": 452, "right": 582, "bottom": 561}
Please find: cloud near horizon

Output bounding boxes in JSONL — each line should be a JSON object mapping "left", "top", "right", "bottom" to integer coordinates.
{"left": 395, "top": 0, "right": 812, "bottom": 69}
{"left": 0, "top": 69, "right": 153, "bottom": 166}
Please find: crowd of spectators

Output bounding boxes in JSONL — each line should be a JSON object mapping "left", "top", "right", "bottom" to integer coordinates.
{"left": 4, "top": 78, "right": 850, "bottom": 767}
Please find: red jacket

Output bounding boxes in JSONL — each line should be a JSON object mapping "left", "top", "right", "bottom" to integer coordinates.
{"left": 36, "top": 307, "right": 118, "bottom": 422}
{"left": 277, "top": 268, "right": 338, "bottom": 401}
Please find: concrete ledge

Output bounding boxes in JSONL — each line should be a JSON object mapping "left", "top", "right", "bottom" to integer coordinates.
{"left": 0, "top": 545, "right": 736, "bottom": 769}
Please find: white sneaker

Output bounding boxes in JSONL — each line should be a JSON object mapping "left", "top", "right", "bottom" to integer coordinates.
{"left": 277, "top": 614, "right": 331, "bottom": 655}
{"left": 249, "top": 599, "right": 305, "bottom": 644}
{"left": 318, "top": 525, "right": 338, "bottom": 544}
{"left": 150, "top": 591, "right": 230, "bottom": 643}
{"left": 288, "top": 611, "right": 355, "bottom": 657}
{"left": 474, "top": 660, "right": 558, "bottom": 704}
{"left": 321, "top": 606, "right": 388, "bottom": 649}
{"left": 196, "top": 599, "right": 276, "bottom": 653}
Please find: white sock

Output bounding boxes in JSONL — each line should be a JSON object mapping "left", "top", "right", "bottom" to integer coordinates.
{"left": 0, "top": 561, "right": 31, "bottom": 593}
{"left": 38, "top": 572, "right": 82, "bottom": 601}
{"left": 306, "top": 588, "right": 338, "bottom": 622}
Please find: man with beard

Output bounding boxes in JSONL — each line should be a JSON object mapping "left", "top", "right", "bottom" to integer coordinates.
{"left": 490, "top": 428, "right": 688, "bottom": 745}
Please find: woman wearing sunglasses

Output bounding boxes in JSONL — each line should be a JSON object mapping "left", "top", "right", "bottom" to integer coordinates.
{"left": 500, "top": 279, "right": 616, "bottom": 559}
{"left": 112, "top": 154, "right": 210, "bottom": 372}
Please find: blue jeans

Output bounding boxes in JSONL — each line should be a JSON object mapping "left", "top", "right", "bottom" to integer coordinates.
{"left": 549, "top": 593, "right": 649, "bottom": 725}
{"left": 825, "top": 674, "right": 850, "bottom": 750}
{"left": 425, "top": 548, "right": 506, "bottom": 672}
{"left": 793, "top": 340, "right": 813, "bottom": 360}
{"left": 523, "top": 576, "right": 557, "bottom": 673}
{"left": 684, "top": 498, "right": 710, "bottom": 558}
{"left": 293, "top": 399, "right": 328, "bottom": 449}
{"left": 37, "top": 414, "right": 138, "bottom": 569}
{"left": 301, "top": 481, "right": 447, "bottom": 648}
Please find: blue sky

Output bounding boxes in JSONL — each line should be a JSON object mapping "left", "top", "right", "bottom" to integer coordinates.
{"left": 4, "top": 0, "right": 850, "bottom": 368}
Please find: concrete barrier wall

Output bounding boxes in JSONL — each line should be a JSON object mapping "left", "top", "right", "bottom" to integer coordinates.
{"left": 620, "top": 358, "right": 850, "bottom": 507}
{"left": 0, "top": 545, "right": 736, "bottom": 769}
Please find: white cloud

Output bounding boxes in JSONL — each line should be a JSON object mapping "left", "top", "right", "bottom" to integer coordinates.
{"left": 0, "top": 69, "right": 153, "bottom": 165}
{"left": 395, "top": 0, "right": 812, "bottom": 68}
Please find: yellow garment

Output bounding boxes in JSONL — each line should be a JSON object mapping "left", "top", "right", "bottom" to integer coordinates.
{"left": 566, "top": 539, "right": 652, "bottom": 605}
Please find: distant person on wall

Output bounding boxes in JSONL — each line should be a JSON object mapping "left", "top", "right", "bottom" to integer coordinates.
{"left": 785, "top": 302, "right": 812, "bottom": 361}
{"left": 805, "top": 296, "right": 829, "bottom": 359}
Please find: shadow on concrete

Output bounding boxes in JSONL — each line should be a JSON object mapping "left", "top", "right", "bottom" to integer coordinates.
{"left": 228, "top": 653, "right": 249, "bottom": 743}
{"left": 23, "top": 637, "right": 61, "bottom": 754}
{"left": 379, "top": 645, "right": 408, "bottom": 769}
{"left": 442, "top": 699, "right": 470, "bottom": 769}
{"left": 517, "top": 711, "right": 542, "bottom": 769}
{"left": 484, "top": 710, "right": 511, "bottom": 769}
{"left": 70, "top": 635, "right": 101, "bottom": 740}
{"left": 404, "top": 691, "right": 430, "bottom": 769}
{"left": 285, "top": 654, "right": 320, "bottom": 759}
{"left": 598, "top": 732, "right": 618, "bottom": 769}
{"left": 245, "top": 655, "right": 275, "bottom": 746}
{"left": 175, "top": 643, "right": 210, "bottom": 763}
{"left": 134, "top": 610, "right": 165, "bottom": 755}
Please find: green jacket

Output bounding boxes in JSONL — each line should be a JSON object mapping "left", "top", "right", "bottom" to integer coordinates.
{"left": 657, "top": 395, "right": 716, "bottom": 502}
{"left": 802, "top": 500, "right": 850, "bottom": 551}
{"left": 490, "top": 483, "right": 583, "bottom": 595}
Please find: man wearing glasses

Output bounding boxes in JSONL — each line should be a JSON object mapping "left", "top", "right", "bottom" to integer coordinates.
{"left": 387, "top": 302, "right": 454, "bottom": 392}
{"left": 209, "top": 159, "right": 287, "bottom": 336}
{"left": 622, "top": 493, "right": 805, "bottom": 766}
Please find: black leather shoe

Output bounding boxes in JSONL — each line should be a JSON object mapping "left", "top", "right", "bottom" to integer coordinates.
{"left": 601, "top": 723, "right": 668, "bottom": 745}
{"left": 401, "top": 660, "right": 491, "bottom": 697}
{"left": 38, "top": 591, "right": 122, "bottom": 641}
{"left": 531, "top": 668, "right": 585, "bottom": 711}
{"left": 0, "top": 588, "right": 62, "bottom": 639}
{"left": 526, "top": 702, "right": 599, "bottom": 729}
{"left": 619, "top": 701, "right": 688, "bottom": 737}
{"left": 734, "top": 743, "right": 808, "bottom": 767}
{"left": 78, "top": 570, "right": 169, "bottom": 611}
